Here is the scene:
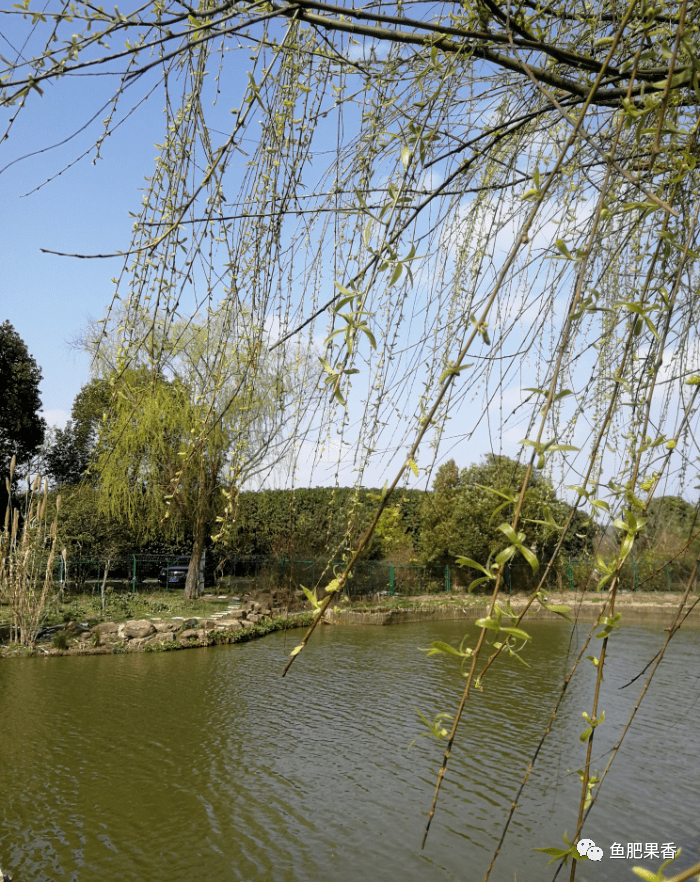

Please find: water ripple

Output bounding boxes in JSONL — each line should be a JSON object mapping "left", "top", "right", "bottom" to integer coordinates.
{"left": 0, "top": 621, "right": 698, "bottom": 881}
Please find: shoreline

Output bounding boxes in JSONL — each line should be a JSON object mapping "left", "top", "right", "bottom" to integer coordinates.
{"left": 323, "top": 591, "right": 700, "bottom": 626}
{"left": 1, "top": 611, "right": 314, "bottom": 658}
{"left": 2, "top": 591, "right": 698, "bottom": 658}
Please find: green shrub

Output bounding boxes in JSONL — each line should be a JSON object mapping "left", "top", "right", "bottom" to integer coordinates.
{"left": 52, "top": 631, "right": 69, "bottom": 650}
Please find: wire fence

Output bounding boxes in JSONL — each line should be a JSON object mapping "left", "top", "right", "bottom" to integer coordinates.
{"left": 55, "top": 554, "right": 201, "bottom": 595}
{"left": 53, "top": 554, "right": 445, "bottom": 597}
{"left": 565, "top": 557, "right": 698, "bottom": 593}
{"left": 51, "top": 553, "right": 699, "bottom": 597}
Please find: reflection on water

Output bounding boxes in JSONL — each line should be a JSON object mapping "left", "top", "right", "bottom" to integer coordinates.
{"left": 1, "top": 619, "right": 698, "bottom": 882}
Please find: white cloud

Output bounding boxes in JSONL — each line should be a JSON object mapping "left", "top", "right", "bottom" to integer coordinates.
{"left": 346, "top": 39, "right": 390, "bottom": 63}
{"left": 636, "top": 340, "right": 700, "bottom": 388}
{"left": 42, "top": 409, "right": 70, "bottom": 429}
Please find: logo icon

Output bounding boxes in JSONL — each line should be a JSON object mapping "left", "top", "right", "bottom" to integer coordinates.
{"left": 577, "top": 839, "right": 603, "bottom": 861}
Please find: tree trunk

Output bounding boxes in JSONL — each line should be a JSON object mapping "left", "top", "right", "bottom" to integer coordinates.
{"left": 184, "top": 529, "right": 206, "bottom": 600}
{"left": 100, "top": 557, "right": 111, "bottom": 616}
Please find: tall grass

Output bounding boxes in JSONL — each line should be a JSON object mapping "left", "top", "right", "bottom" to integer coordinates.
{"left": 1, "top": 457, "right": 62, "bottom": 646}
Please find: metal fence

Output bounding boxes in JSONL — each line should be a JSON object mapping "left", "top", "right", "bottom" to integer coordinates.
{"left": 214, "top": 555, "right": 451, "bottom": 597}
{"left": 53, "top": 553, "right": 698, "bottom": 596}
{"left": 55, "top": 553, "right": 452, "bottom": 596}
{"left": 565, "top": 557, "right": 698, "bottom": 593}
{"left": 218, "top": 555, "right": 562, "bottom": 595}
{"left": 56, "top": 554, "right": 203, "bottom": 594}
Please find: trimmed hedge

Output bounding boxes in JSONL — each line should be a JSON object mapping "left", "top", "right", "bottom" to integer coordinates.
{"left": 218, "top": 486, "right": 423, "bottom": 560}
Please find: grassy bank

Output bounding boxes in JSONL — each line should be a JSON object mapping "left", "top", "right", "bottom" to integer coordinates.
{"left": 50, "top": 589, "right": 236, "bottom": 625}
{"left": 323, "top": 590, "right": 700, "bottom": 627}
{"left": 2, "top": 588, "right": 698, "bottom": 657}
{"left": 1, "top": 608, "right": 314, "bottom": 657}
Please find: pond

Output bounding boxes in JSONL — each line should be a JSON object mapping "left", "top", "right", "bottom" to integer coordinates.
{"left": 1, "top": 618, "right": 698, "bottom": 882}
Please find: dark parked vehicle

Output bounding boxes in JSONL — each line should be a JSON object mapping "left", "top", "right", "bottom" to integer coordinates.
{"left": 158, "top": 557, "right": 191, "bottom": 589}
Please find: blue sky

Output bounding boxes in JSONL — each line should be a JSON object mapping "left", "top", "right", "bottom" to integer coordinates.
{"left": 0, "top": 75, "right": 628, "bottom": 496}
{"left": 1, "top": 57, "right": 167, "bottom": 427}
{"left": 1, "top": 21, "right": 494, "bottom": 492}
{"left": 3, "top": 12, "right": 696, "bottom": 505}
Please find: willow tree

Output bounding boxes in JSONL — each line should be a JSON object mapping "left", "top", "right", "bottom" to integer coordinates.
{"left": 92, "top": 311, "right": 307, "bottom": 598}
{"left": 4, "top": 0, "right": 700, "bottom": 878}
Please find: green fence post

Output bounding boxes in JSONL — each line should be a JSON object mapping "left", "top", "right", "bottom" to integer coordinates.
{"left": 445, "top": 564, "right": 450, "bottom": 594}
{"left": 666, "top": 564, "right": 671, "bottom": 591}
{"left": 389, "top": 564, "right": 395, "bottom": 596}
{"left": 132, "top": 555, "right": 137, "bottom": 594}
{"left": 634, "top": 561, "right": 638, "bottom": 592}
{"left": 568, "top": 557, "right": 574, "bottom": 591}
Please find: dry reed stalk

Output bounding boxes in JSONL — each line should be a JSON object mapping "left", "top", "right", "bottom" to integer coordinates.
{"left": 0, "top": 457, "right": 61, "bottom": 647}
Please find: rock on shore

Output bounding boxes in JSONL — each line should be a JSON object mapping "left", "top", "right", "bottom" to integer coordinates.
{"left": 0, "top": 600, "right": 310, "bottom": 657}
{"left": 89, "top": 602, "right": 277, "bottom": 650}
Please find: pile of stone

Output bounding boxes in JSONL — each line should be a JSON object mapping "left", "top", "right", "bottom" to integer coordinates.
{"left": 85, "top": 599, "right": 277, "bottom": 649}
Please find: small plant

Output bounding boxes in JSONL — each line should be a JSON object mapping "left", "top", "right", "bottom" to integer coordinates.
{"left": 52, "top": 631, "right": 69, "bottom": 650}
{"left": 108, "top": 593, "right": 136, "bottom": 618}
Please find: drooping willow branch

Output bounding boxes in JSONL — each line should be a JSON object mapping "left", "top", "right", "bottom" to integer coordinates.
{"left": 4, "top": 0, "right": 700, "bottom": 872}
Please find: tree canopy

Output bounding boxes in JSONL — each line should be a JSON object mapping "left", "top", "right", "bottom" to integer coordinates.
{"left": 89, "top": 311, "right": 313, "bottom": 596}
{"left": 0, "top": 321, "right": 45, "bottom": 496}
{"left": 44, "top": 377, "right": 111, "bottom": 487}
{"left": 635, "top": 493, "right": 700, "bottom": 556}
{"left": 419, "top": 456, "right": 593, "bottom": 579}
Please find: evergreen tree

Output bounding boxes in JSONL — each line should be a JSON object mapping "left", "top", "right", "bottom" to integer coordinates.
{"left": 44, "top": 378, "right": 111, "bottom": 486}
{"left": 420, "top": 455, "right": 593, "bottom": 586}
{"left": 0, "top": 321, "right": 46, "bottom": 511}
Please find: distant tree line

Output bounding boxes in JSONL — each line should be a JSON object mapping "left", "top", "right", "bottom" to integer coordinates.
{"left": 42, "top": 436, "right": 600, "bottom": 586}
{"left": 3, "top": 322, "right": 699, "bottom": 593}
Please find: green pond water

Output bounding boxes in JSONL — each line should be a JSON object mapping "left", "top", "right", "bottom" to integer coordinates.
{"left": 1, "top": 618, "right": 698, "bottom": 882}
